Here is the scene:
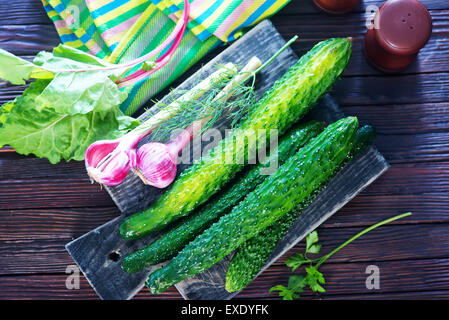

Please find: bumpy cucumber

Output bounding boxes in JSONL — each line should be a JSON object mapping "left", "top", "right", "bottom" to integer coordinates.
{"left": 121, "top": 121, "right": 325, "bottom": 273}
{"left": 225, "top": 125, "right": 375, "bottom": 292}
{"left": 349, "top": 125, "right": 375, "bottom": 158}
{"left": 146, "top": 117, "right": 358, "bottom": 294}
{"left": 120, "top": 38, "right": 353, "bottom": 240}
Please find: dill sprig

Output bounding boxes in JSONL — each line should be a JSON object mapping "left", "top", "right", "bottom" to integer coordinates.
{"left": 147, "top": 35, "right": 298, "bottom": 143}
{"left": 148, "top": 64, "right": 257, "bottom": 143}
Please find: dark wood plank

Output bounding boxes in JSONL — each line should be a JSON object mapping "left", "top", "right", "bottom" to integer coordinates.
{"left": 0, "top": 84, "right": 27, "bottom": 104}
{"left": 310, "top": 290, "right": 449, "bottom": 300}
{"left": 377, "top": 132, "right": 449, "bottom": 164}
{"left": 0, "top": 207, "right": 120, "bottom": 240}
{"left": 0, "top": 24, "right": 59, "bottom": 55}
{"left": 335, "top": 103, "right": 449, "bottom": 163}
{"left": 279, "top": 223, "right": 449, "bottom": 265}
{"left": 1, "top": 193, "right": 447, "bottom": 242}
{"left": 0, "top": 238, "right": 71, "bottom": 274}
{"left": 278, "top": 0, "right": 449, "bottom": 14}
{"left": 2, "top": 257, "right": 449, "bottom": 299}
{"left": 4, "top": 222, "right": 449, "bottom": 275}
{"left": 0, "top": 0, "right": 52, "bottom": 25}
{"left": 0, "top": 155, "right": 90, "bottom": 180}
{"left": 332, "top": 72, "right": 449, "bottom": 106}
{"left": 0, "top": 273, "right": 181, "bottom": 300}
{"left": 342, "top": 103, "right": 449, "bottom": 135}
{"left": 2, "top": 0, "right": 446, "bottom": 26}
{"left": 0, "top": 179, "right": 114, "bottom": 209}
{"left": 1, "top": 161, "right": 447, "bottom": 211}
{"left": 325, "top": 193, "right": 449, "bottom": 227}
{"left": 359, "top": 162, "right": 449, "bottom": 196}
{"left": 240, "top": 258, "right": 449, "bottom": 298}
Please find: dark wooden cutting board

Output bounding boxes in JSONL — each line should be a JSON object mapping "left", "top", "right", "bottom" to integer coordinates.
{"left": 66, "top": 20, "right": 389, "bottom": 300}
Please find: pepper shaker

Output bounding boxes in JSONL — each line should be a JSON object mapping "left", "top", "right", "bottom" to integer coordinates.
{"left": 313, "top": 0, "right": 360, "bottom": 15}
{"left": 364, "top": 0, "right": 432, "bottom": 73}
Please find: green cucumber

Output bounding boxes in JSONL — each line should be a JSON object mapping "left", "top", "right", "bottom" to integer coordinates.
{"left": 121, "top": 121, "right": 325, "bottom": 273}
{"left": 225, "top": 125, "right": 375, "bottom": 292}
{"left": 119, "top": 38, "right": 353, "bottom": 240}
{"left": 146, "top": 117, "right": 358, "bottom": 294}
{"left": 349, "top": 125, "right": 375, "bottom": 158}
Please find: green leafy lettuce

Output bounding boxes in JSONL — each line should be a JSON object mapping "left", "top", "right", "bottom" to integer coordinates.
{"left": 0, "top": 49, "right": 51, "bottom": 84}
{"left": 0, "top": 45, "right": 137, "bottom": 163}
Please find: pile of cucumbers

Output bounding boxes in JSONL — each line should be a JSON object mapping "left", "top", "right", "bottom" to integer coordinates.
{"left": 117, "top": 37, "right": 375, "bottom": 294}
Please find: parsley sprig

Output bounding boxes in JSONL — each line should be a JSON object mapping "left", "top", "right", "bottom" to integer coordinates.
{"left": 270, "top": 212, "right": 412, "bottom": 300}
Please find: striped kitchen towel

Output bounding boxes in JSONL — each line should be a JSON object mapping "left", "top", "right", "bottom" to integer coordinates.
{"left": 151, "top": 0, "right": 290, "bottom": 42}
{"left": 42, "top": 0, "right": 289, "bottom": 115}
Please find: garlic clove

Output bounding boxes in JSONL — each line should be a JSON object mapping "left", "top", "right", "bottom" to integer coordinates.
{"left": 85, "top": 139, "right": 135, "bottom": 186}
{"left": 134, "top": 142, "right": 177, "bottom": 188}
{"left": 85, "top": 139, "right": 120, "bottom": 168}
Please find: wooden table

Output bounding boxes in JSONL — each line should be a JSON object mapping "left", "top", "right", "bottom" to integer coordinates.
{"left": 0, "top": 0, "right": 448, "bottom": 300}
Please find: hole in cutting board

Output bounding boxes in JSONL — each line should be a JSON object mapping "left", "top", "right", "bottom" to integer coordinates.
{"left": 108, "top": 251, "right": 121, "bottom": 262}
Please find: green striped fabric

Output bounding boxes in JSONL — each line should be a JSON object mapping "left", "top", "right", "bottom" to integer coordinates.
{"left": 109, "top": 5, "right": 221, "bottom": 115}
{"left": 42, "top": 0, "right": 288, "bottom": 115}
{"left": 43, "top": 0, "right": 221, "bottom": 115}
{"left": 42, "top": 0, "right": 111, "bottom": 58}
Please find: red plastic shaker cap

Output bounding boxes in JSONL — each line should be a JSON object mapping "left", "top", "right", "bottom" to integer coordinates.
{"left": 313, "top": 0, "right": 360, "bottom": 15}
{"left": 364, "top": 0, "right": 432, "bottom": 73}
